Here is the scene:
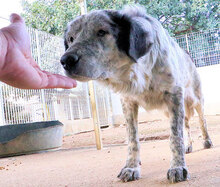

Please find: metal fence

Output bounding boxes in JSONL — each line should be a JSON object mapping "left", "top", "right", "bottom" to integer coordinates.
{"left": 176, "top": 28, "right": 220, "bottom": 67}
{"left": 0, "top": 20, "right": 112, "bottom": 127}
{"left": 0, "top": 16, "right": 219, "bottom": 128}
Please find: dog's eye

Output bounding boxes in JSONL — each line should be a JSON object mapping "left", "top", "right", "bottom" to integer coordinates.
{"left": 70, "top": 37, "right": 74, "bottom": 42}
{"left": 97, "top": 30, "right": 108, "bottom": 37}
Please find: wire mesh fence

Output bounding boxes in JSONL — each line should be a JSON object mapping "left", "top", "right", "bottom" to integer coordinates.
{"left": 0, "top": 16, "right": 219, "bottom": 130}
{"left": 176, "top": 28, "right": 220, "bottom": 67}
{"left": 0, "top": 19, "right": 112, "bottom": 128}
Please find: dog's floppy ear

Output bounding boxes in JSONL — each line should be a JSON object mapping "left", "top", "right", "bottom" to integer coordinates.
{"left": 107, "top": 11, "right": 152, "bottom": 62}
{"left": 64, "top": 29, "right": 69, "bottom": 51}
{"left": 129, "top": 21, "right": 152, "bottom": 61}
{"left": 64, "top": 38, "right": 68, "bottom": 51}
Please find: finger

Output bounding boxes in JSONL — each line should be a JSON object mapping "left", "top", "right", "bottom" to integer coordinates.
{"left": 10, "top": 13, "right": 24, "bottom": 24}
{"left": 38, "top": 71, "right": 77, "bottom": 89}
{"left": 46, "top": 74, "right": 77, "bottom": 89}
{"left": 34, "top": 65, "right": 77, "bottom": 89}
{"left": 42, "top": 71, "right": 75, "bottom": 82}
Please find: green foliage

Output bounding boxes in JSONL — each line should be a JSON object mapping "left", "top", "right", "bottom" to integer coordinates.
{"left": 21, "top": 0, "right": 80, "bottom": 36}
{"left": 22, "top": 0, "right": 219, "bottom": 36}
{"left": 87, "top": 0, "right": 134, "bottom": 10}
{"left": 137, "top": 0, "right": 219, "bottom": 35}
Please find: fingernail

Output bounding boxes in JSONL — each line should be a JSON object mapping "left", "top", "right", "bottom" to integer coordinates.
{"left": 73, "top": 80, "right": 77, "bottom": 87}
{"left": 65, "top": 80, "right": 77, "bottom": 88}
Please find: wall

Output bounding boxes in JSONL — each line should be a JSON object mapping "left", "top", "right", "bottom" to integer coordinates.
{"left": 197, "top": 64, "right": 220, "bottom": 115}
{"left": 61, "top": 118, "right": 94, "bottom": 135}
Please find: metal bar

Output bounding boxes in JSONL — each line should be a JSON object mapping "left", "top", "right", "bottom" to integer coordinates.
{"left": 106, "top": 89, "right": 113, "bottom": 125}
{"left": 85, "top": 83, "right": 91, "bottom": 118}
{"left": 14, "top": 88, "right": 19, "bottom": 124}
{"left": 69, "top": 97, "right": 74, "bottom": 120}
{"left": 0, "top": 83, "right": 6, "bottom": 125}
{"left": 185, "top": 33, "right": 190, "bottom": 53}
{"left": 36, "top": 30, "right": 48, "bottom": 121}
{"left": 0, "top": 16, "right": 9, "bottom": 21}
{"left": 3, "top": 85, "right": 9, "bottom": 124}
{"left": 41, "top": 90, "right": 48, "bottom": 121}
{"left": 8, "top": 87, "right": 13, "bottom": 123}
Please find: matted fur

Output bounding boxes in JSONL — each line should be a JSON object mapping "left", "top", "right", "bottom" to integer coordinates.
{"left": 61, "top": 5, "right": 213, "bottom": 183}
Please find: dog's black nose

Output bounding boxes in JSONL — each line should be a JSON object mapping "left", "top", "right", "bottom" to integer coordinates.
{"left": 60, "top": 54, "right": 79, "bottom": 70}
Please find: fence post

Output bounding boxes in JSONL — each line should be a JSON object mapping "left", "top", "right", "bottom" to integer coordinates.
{"left": 41, "top": 90, "right": 48, "bottom": 121}
{"left": 88, "top": 81, "right": 103, "bottom": 150}
{"left": 185, "top": 33, "right": 190, "bottom": 52}
{"left": 36, "top": 30, "right": 48, "bottom": 121}
{"left": 78, "top": 0, "right": 103, "bottom": 150}
{"left": 106, "top": 89, "right": 113, "bottom": 126}
{"left": 0, "top": 83, "right": 5, "bottom": 125}
{"left": 52, "top": 96, "right": 59, "bottom": 120}
{"left": 85, "top": 83, "right": 91, "bottom": 118}
{"left": 68, "top": 96, "right": 74, "bottom": 120}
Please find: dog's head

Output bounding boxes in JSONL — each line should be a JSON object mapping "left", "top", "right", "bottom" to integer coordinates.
{"left": 60, "top": 6, "right": 154, "bottom": 82}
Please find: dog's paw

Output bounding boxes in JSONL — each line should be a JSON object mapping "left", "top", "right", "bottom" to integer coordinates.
{"left": 204, "top": 139, "right": 213, "bottom": 149}
{"left": 167, "top": 166, "right": 189, "bottom": 183}
{"left": 185, "top": 145, "right": 192, "bottom": 154}
{"left": 117, "top": 167, "right": 140, "bottom": 182}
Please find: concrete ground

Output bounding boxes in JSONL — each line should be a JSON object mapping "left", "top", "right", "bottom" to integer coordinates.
{"left": 0, "top": 116, "right": 220, "bottom": 187}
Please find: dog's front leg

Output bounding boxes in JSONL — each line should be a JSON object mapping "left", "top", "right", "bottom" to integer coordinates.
{"left": 117, "top": 97, "right": 140, "bottom": 182}
{"left": 165, "top": 88, "right": 189, "bottom": 183}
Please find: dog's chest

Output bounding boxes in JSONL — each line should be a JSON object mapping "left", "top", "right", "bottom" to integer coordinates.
{"left": 131, "top": 91, "right": 166, "bottom": 110}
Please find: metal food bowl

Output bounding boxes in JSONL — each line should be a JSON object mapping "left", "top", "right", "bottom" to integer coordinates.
{"left": 0, "top": 121, "right": 64, "bottom": 157}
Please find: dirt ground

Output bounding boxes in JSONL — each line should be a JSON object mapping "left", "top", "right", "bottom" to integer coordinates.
{"left": 0, "top": 115, "right": 220, "bottom": 187}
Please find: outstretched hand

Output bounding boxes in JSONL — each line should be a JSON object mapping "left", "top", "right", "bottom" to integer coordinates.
{"left": 0, "top": 14, "right": 77, "bottom": 89}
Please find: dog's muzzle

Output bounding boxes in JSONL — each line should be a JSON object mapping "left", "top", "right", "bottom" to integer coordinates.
{"left": 60, "top": 53, "right": 79, "bottom": 71}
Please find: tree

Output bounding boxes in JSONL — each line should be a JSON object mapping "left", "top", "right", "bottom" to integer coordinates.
{"left": 21, "top": 0, "right": 80, "bottom": 36}
{"left": 21, "top": 0, "right": 219, "bottom": 36}
{"left": 148, "top": 0, "right": 219, "bottom": 35}
{"left": 87, "top": 0, "right": 134, "bottom": 10}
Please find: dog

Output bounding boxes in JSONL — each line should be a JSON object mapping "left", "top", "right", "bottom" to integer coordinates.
{"left": 60, "top": 5, "right": 213, "bottom": 183}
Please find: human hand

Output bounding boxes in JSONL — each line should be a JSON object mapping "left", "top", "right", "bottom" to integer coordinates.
{"left": 0, "top": 14, "right": 77, "bottom": 89}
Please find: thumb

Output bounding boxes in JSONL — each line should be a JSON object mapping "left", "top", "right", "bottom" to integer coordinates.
{"left": 9, "top": 13, "right": 24, "bottom": 24}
